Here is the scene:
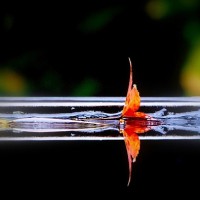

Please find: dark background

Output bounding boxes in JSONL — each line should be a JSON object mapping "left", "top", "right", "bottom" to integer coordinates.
{"left": 1, "top": 0, "right": 200, "bottom": 97}
{"left": 0, "top": 1, "right": 200, "bottom": 198}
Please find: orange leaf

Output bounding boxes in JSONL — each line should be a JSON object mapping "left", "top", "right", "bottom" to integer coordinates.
{"left": 122, "top": 58, "right": 141, "bottom": 117}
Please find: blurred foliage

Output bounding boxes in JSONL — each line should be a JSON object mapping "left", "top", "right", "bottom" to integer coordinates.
{"left": 0, "top": 0, "right": 200, "bottom": 96}
{"left": 146, "top": 0, "right": 198, "bottom": 19}
{"left": 71, "top": 78, "right": 101, "bottom": 96}
{"left": 145, "top": 0, "right": 200, "bottom": 96}
{"left": 78, "top": 5, "right": 123, "bottom": 33}
{"left": 0, "top": 68, "right": 27, "bottom": 95}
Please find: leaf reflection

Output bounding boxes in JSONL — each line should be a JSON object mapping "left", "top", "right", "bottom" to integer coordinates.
{"left": 120, "top": 118, "right": 154, "bottom": 186}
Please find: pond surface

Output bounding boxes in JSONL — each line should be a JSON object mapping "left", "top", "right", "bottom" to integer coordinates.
{"left": 0, "top": 97, "right": 200, "bottom": 198}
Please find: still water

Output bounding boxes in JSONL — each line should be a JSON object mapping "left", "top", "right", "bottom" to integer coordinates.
{"left": 0, "top": 97, "right": 200, "bottom": 197}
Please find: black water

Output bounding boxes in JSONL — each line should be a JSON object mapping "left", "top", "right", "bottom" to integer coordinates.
{"left": 0, "top": 97, "right": 200, "bottom": 198}
{"left": 1, "top": 136, "right": 200, "bottom": 198}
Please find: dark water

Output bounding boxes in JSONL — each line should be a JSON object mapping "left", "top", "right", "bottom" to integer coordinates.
{"left": 0, "top": 97, "right": 200, "bottom": 198}
{"left": 1, "top": 135, "right": 200, "bottom": 198}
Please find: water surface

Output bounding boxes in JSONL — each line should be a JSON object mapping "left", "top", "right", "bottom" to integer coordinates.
{"left": 0, "top": 97, "right": 200, "bottom": 197}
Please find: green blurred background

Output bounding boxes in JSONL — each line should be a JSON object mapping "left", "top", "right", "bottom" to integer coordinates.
{"left": 0, "top": 0, "right": 200, "bottom": 97}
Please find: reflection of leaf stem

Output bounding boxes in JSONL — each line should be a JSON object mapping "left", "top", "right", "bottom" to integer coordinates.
{"left": 120, "top": 118, "right": 154, "bottom": 186}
